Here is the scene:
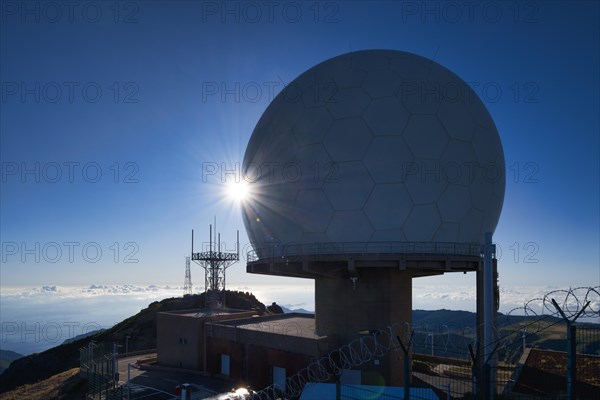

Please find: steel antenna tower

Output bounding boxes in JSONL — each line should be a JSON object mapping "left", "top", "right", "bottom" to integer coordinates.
{"left": 191, "top": 219, "right": 239, "bottom": 310}
{"left": 183, "top": 256, "right": 192, "bottom": 296}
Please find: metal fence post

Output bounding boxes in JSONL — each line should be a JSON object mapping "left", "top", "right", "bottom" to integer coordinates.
{"left": 397, "top": 331, "right": 414, "bottom": 400}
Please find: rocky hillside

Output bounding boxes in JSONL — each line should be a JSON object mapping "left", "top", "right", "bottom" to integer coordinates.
{"left": 0, "top": 290, "right": 268, "bottom": 393}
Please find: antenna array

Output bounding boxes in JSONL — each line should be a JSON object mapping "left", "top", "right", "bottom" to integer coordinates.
{"left": 191, "top": 218, "right": 240, "bottom": 309}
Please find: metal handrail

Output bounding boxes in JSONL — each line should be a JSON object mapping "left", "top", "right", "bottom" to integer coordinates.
{"left": 247, "top": 241, "right": 482, "bottom": 262}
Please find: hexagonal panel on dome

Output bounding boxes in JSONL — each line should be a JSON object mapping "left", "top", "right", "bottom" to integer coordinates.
{"left": 351, "top": 51, "right": 390, "bottom": 71}
{"left": 469, "top": 177, "right": 494, "bottom": 211}
{"left": 326, "top": 87, "right": 372, "bottom": 119}
{"left": 438, "top": 99, "right": 476, "bottom": 141}
{"left": 432, "top": 222, "right": 460, "bottom": 242}
{"left": 389, "top": 52, "right": 432, "bottom": 82}
{"left": 250, "top": 177, "right": 298, "bottom": 211}
{"left": 472, "top": 125, "right": 503, "bottom": 166}
{"left": 363, "top": 97, "right": 410, "bottom": 136}
{"left": 402, "top": 204, "right": 442, "bottom": 242}
{"left": 363, "top": 136, "right": 414, "bottom": 183}
{"left": 324, "top": 118, "right": 373, "bottom": 161}
{"left": 369, "top": 229, "right": 407, "bottom": 243}
{"left": 326, "top": 210, "right": 374, "bottom": 243}
{"left": 246, "top": 128, "right": 299, "bottom": 182}
{"left": 300, "top": 231, "right": 330, "bottom": 245}
{"left": 323, "top": 161, "right": 374, "bottom": 210}
{"left": 301, "top": 78, "right": 341, "bottom": 109}
{"left": 397, "top": 80, "right": 444, "bottom": 115}
{"left": 483, "top": 195, "right": 504, "bottom": 232}
{"left": 293, "top": 189, "right": 334, "bottom": 233}
{"left": 465, "top": 95, "right": 495, "bottom": 129}
{"left": 269, "top": 214, "right": 304, "bottom": 245}
{"left": 292, "top": 144, "right": 334, "bottom": 190}
{"left": 403, "top": 159, "right": 448, "bottom": 204}
{"left": 244, "top": 199, "right": 302, "bottom": 247}
{"left": 362, "top": 69, "right": 402, "bottom": 98}
{"left": 317, "top": 63, "right": 368, "bottom": 90}
{"left": 459, "top": 208, "right": 484, "bottom": 243}
{"left": 293, "top": 107, "right": 334, "bottom": 147}
{"left": 404, "top": 115, "right": 449, "bottom": 159}
{"left": 438, "top": 185, "right": 472, "bottom": 223}
{"left": 364, "top": 183, "right": 413, "bottom": 230}
{"left": 439, "top": 140, "right": 479, "bottom": 186}
{"left": 268, "top": 93, "right": 306, "bottom": 133}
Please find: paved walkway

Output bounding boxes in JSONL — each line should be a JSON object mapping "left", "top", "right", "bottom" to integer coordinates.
{"left": 116, "top": 354, "right": 235, "bottom": 399}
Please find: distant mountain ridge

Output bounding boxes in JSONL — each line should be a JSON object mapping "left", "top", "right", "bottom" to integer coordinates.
{"left": 61, "top": 329, "right": 106, "bottom": 345}
{"left": 0, "top": 350, "right": 23, "bottom": 374}
{"left": 281, "top": 305, "right": 313, "bottom": 314}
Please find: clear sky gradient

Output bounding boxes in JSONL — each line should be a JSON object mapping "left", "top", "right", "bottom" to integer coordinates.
{"left": 1, "top": 1, "right": 599, "bottom": 296}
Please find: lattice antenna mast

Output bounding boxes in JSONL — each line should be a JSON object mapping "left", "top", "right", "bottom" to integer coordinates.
{"left": 183, "top": 256, "right": 192, "bottom": 296}
{"left": 191, "top": 218, "right": 239, "bottom": 309}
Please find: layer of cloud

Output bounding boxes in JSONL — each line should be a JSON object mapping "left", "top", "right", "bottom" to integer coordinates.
{"left": 0, "top": 284, "right": 185, "bottom": 299}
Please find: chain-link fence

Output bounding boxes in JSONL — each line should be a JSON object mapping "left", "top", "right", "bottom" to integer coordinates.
{"left": 80, "top": 342, "right": 176, "bottom": 400}
{"left": 79, "top": 342, "right": 121, "bottom": 399}
{"left": 403, "top": 289, "right": 600, "bottom": 399}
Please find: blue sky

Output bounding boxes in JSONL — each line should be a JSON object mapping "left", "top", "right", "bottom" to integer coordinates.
{"left": 1, "top": 1, "right": 599, "bottom": 297}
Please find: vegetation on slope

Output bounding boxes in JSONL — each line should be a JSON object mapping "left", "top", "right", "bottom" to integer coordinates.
{"left": 0, "top": 368, "right": 84, "bottom": 400}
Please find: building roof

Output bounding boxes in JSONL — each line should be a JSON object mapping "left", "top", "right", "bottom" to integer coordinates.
{"left": 220, "top": 314, "right": 324, "bottom": 339}
{"left": 158, "top": 308, "right": 255, "bottom": 318}
{"left": 207, "top": 313, "right": 331, "bottom": 356}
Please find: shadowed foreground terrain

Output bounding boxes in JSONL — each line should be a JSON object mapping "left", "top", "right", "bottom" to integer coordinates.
{"left": 0, "top": 368, "right": 85, "bottom": 400}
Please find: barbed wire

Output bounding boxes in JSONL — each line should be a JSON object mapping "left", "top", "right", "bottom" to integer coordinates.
{"left": 251, "top": 323, "right": 411, "bottom": 400}
{"left": 506, "top": 286, "right": 599, "bottom": 320}
{"left": 250, "top": 286, "right": 599, "bottom": 399}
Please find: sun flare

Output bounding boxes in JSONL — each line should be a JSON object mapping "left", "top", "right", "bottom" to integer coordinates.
{"left": 225, "top": 179, "right": 250, "bottom": 203}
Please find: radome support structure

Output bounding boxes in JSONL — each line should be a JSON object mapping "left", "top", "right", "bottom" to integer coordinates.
{"left": 183, "top": 256, "right": 192, "bottom": 296}
{"left": 191, "top": 220, "right": 239, "bottom": 309}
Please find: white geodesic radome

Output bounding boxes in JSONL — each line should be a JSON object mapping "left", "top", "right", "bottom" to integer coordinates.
{"left": 242, "top": 50, "right": 505, "bottom": 258}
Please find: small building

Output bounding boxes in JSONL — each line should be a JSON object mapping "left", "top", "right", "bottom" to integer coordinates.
{"left": 157, "top": 309, "right": 432, "bottom": 391}
{"left": 206, "top": 313, "right": 338, "bottom": 389}
{"left": 156, "top": 308, "right": 256, "bottom": 370}
{"left": 157, "top": 310, "right": 340, "bottom": 389}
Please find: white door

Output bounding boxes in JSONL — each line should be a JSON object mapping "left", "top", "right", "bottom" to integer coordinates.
{"left": 273, "top": 366, "right": 286, "bottom": 390}
{"left": 221, "top": 354, "right": 230, "bottom": 376}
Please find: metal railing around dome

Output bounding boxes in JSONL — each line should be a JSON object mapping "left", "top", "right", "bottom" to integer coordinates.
{"left": 246, "top": 241, "right": 482, "bottom": 262}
